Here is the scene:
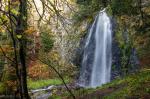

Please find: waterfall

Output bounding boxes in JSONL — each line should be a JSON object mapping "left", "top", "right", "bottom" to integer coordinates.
{"left": 79, "top": 10, "right": 112, "bottom": 88}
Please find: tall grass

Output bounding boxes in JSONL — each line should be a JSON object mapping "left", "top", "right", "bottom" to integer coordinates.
{"left": 28, "top": 78, "right": 70, "bottom": 90}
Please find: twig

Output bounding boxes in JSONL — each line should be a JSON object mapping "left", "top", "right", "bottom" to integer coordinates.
{"left": 0, "top": 45, "right": 14, "bottom": 63}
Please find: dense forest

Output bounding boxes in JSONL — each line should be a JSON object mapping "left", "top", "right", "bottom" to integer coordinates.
{"left": 0, "top": 0, "right": 150, "bottom": 99}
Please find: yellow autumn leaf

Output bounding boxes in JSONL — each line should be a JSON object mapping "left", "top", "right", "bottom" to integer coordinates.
{"left": 11, "top": 9, "right": 19, "bottom": 15}
{"left": 16, "top": 35, "right": 22, "bottom": 39}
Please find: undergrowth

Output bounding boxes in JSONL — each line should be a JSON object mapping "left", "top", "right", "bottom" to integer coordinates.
{"left": 49, "top": 69, "right": 150, "bottom": 99}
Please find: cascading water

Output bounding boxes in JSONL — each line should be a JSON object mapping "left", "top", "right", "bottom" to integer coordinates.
{"left": 79, "top": 9, "right": 112, "bottom": 88}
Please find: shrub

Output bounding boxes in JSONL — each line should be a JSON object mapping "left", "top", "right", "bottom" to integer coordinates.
{"left": 28, "top": 61, "right": 54, "bottom": 80}
{"left": 111, "top": 0, "right": 138, "bottom": 15}
{"left": 41, "top": 32, "right": 54, "bottom": 52}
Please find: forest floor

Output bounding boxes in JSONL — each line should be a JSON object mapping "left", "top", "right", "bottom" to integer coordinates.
{"left": 49, "top": 68, "right": 150, "bottom": 99}
{"left": 76, "top": 70, "right": 150, "bottom": 99}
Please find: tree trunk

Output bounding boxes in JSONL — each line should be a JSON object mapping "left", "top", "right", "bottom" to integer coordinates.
{"left": 19, "top": 41, "right": 30, "bottom": 99}
{"left": 8, "top": 1, "right": 23, "bottom": 98}
{"left": 15, "top": 0, "right": 30, "bottom": 98}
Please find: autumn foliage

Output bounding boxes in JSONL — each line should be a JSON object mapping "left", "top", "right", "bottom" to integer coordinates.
{"left": 28, "top": 61, "right": 54, "bottom": 80}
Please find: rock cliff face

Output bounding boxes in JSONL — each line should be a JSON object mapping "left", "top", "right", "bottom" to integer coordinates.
{"left": 74, "top": 16, "right": 139, "bottom": 81}
{"left": 111, "top": 18, "right": 122, "bottom": 79}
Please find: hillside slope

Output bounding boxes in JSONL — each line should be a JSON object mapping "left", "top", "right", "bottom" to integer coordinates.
{"left": 76, "top": 69, "right": 150, "bottom": 99}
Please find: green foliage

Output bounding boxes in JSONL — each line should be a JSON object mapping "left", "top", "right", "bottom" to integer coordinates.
{"left": 61, "top": 69, "right": 150, "bottom": 99}
{"left": 77, "top": 0, "right": 109, "bottom": 7}
{"left": 115, "top": 29, "right": 132, "bottom": 74}
{"left": 2, "top": 66, "right": 17, "bottom": 81}
{"left": 76, "top": 0, "right": 91, "bottom": 4}
{"left": 0, "top": 82, "right": 5, "bottom": 94}
{"left": 49, "top": 95, "right": 61, "bottom": 99}
{"left": 73, "top": 0, "right": 104, "bottom": 24}
{"left": 103, "top": 69, "right": 150, "bottom": 99}
{"left": 106, "top": 5, "right": 113, "bottom": 16}
{"left": 10, "top": 9, "right": 19, "bottom": 16}
{"left": 0, "top": 66, "right": 17, "bottom": 94}
{"left": 0, "top": 62, "right": 4, "bottom": 82}
{"left": 120, "top": 42, "right": 132, "bottom": 75}
{"left": 41, "top": 32, "right": 54, "bottom": 52}
{"left": 111, "top": 0, "right": 138, "bottom": 15}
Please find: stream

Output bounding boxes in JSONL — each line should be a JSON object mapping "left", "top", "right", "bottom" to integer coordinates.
{"left": 29, "top": 82, "right": 79, "bottom": 99}
{"left": 29, "top": 85, "right": 54, "bottom": 99}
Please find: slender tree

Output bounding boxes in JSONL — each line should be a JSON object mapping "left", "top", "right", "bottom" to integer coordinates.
{"left": 15, "top": 0, "right": 30, "bottom": 98}
{"left": 0, "top": 0, "right": 75, "bottom": 98}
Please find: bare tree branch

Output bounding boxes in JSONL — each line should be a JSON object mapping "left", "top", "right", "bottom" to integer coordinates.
{"left": 0, "top": 45, "right": 14, "bottom": 63}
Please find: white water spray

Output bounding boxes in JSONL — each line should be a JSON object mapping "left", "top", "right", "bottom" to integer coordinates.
{"left": 79, "top": 10, "right": 112, "bottom": 88}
